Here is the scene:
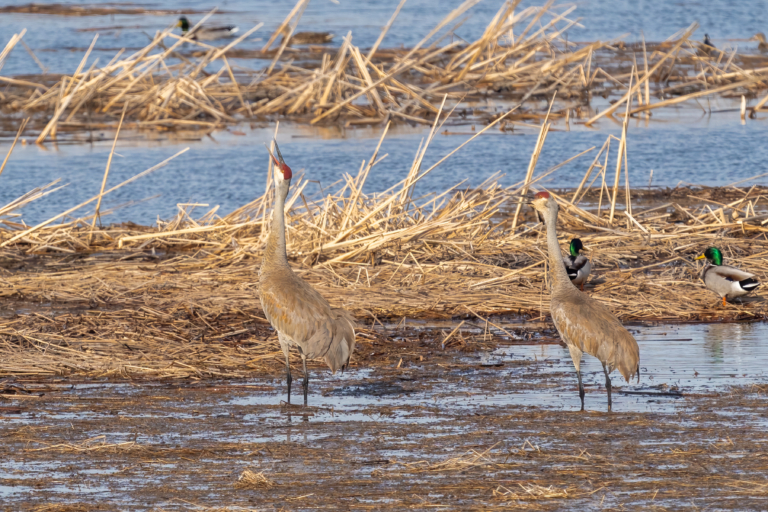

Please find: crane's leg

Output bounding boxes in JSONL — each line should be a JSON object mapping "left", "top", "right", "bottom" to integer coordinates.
{"left": 284, "top": 350, "right": 292, "bottom": 404}
{"left": 301, "top": 356, "right": 309, "bottom": 406}
{"left": 279, "top": 337, "right": 292, "bottom": 404}
{"left": 567, "top": 345, "right": 585, "bottom": 411}
{"left": 602, "top": 362, "right": 612, "bottom": 412}
{"left": 722, "top": 296, "right": 727, "bottom": 307}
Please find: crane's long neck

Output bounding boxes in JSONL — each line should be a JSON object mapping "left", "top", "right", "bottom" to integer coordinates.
{"left": 544, "top": 207, "right": 571, "bottom": 289}
{"left": 265, "top": 181, "right": 290, "bottom": 268}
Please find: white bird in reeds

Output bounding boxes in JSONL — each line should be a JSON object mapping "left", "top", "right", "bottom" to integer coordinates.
{"left": 177, "top": 16, "right": 239, "bottom": 41}
{"left": 696, "top": 247, "right": 760, "bottom": 306}
{"left": 563, "top": 238, "right": 590, "bottom": 291}
{"left": 258, "top": 141, "right": 356, "bottom": 405}
{"left": 530, "top": 191, "right": 640, "bottom": 411}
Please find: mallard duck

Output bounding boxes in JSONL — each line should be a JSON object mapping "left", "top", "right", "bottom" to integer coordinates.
{"left": 563, "top": 238, "right": 591, "bottom": 291}
{"left": 752, "top": 33, "right": 768, "bottom": 52}
{"left": 696, "top": 247, "right": 760, "bottom": 306}
{"left": 177, "top": 16, "right": 238, "bottom": 41}
{"left": 698, "top": 33, "right": 716, "bottom": 56}
{"left": 288, "top": 31, "right": 334, "bottom": 45}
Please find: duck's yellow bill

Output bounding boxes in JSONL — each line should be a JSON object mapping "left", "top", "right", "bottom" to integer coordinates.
{"left": 695, "top": 254, "right": 705, "bottom": 260}
{"left": 175, "top": 20, "right": 182, "bottom": 27}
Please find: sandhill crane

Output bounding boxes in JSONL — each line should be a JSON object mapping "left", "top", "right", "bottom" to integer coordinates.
{"left": 696, "top": 247, "right": 760, "bottom": 306}
{"left": 563, "top": 238, "right": 590, "bottom": 291}
{"left": 258, "top": 141, "right": 356, "bottom": 405}
{"left": 530, "top": 191, "right": 639, "bottom": 411}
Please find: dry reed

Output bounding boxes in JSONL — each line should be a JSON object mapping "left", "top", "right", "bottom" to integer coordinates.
{"left": 1, "top": 2, "right": 768, "bottom": 140}
{"left": 0, "top": 100, "right": 766, "bottom": 378}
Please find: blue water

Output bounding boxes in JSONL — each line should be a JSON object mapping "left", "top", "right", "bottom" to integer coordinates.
{"left": 1, "top": 0, "right": 767, "bottom": 76}
{"left": 1, "top": 1, "right": 768, "bottom": 224}
{"left": 1, "top": 113, "right": 767, "bottom": 225}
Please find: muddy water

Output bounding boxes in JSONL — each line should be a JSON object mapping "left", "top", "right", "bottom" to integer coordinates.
{"left": 1, "top": 322, "right": 767, "bottom": 509}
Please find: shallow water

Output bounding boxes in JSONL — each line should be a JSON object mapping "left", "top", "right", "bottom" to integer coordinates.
{"left": 1, "top": 321, "right": 766, "bottom": 509}
{"left": 3, "top": 111, "right": 768, "bottom": 225}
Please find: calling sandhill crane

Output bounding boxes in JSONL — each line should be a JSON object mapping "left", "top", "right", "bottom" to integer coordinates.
{"left": 258, "top": 141, "right": 356, "bottom": 405}
{"left": 530, "top": 191, "right": 640, "bottom": 411}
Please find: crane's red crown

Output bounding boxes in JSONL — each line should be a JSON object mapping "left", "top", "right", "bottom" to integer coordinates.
{"left": 534, "top": 191, "right": 550, "bottom": 199}
{"left": 268, "top": 141, "right": 293, "bottom": 180}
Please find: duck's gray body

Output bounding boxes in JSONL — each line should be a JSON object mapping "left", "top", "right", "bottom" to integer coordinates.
{"left": 701, "top": 263, "right": 759, "bottom": 301}
{"left": 564, "top": 254, "right": 591, "bottom": 287}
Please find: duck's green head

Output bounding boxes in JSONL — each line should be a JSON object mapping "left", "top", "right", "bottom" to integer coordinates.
{"left": 569, "top": 238, "right": 585, "bottom": 257}
{"left": 177, "top": 16, "right": 190, "bottom": 32}
{"left": 696, "top": 247, "right": 723, "bottom": 265}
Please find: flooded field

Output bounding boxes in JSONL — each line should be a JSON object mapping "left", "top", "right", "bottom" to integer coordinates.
{"left": 1, "top": 321, "right": 767, "bottom": 510}
{"left": 1, "top": 1, "right": 768, "bottom": 509}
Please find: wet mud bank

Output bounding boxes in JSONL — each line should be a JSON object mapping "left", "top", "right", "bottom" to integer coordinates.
{"left": 2, "top": 321, "right": 768, "bottom": 510}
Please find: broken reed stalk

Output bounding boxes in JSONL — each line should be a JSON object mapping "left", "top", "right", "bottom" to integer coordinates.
{"left": 89, "top": 102, "right": 128, "bottom": 242}
{"left": 0, "top": 118, "right": 28, "bottom": 180}
{"left": 609, "top": 69, "right": 633, "bottom": 223}
{"left": 585, "top": 23, "right": 697, "bottom": 126}
{"left": 511, "top": 96, "right": 554, "bottom": 230}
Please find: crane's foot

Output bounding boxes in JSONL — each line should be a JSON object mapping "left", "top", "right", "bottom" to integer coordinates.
{"left": 577, "top": 370, "right": 585, "bottom": 411}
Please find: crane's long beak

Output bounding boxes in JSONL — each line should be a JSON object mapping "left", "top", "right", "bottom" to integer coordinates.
{"left": 264, "top": 140, "right": 285, "bottom": 168}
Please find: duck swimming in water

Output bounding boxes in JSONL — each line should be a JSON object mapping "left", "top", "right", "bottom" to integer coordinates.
{"left": 177, "top": 16, "right": 238, "bottom": 41}
{"left": 696, "top": 247, "right": 760, "bottom": 306}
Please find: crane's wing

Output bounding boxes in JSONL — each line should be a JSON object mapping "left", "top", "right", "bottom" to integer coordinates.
{"left": 259, "top": 272, "right": 334, "bottom": 351}
{"left": 551, "top": 296, "right": 639, "bottom": 382}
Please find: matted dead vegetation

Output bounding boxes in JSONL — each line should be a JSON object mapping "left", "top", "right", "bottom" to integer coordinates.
{"left": 0, "top": 109, "right": 766, "bottom": 379}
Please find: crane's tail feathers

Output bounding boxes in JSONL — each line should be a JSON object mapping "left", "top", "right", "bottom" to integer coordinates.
{"left": 324, "top": 309, "right": 356, "bottom": 374}
{"left": 616, "top": 340, "right": 640, "bottom": 384}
